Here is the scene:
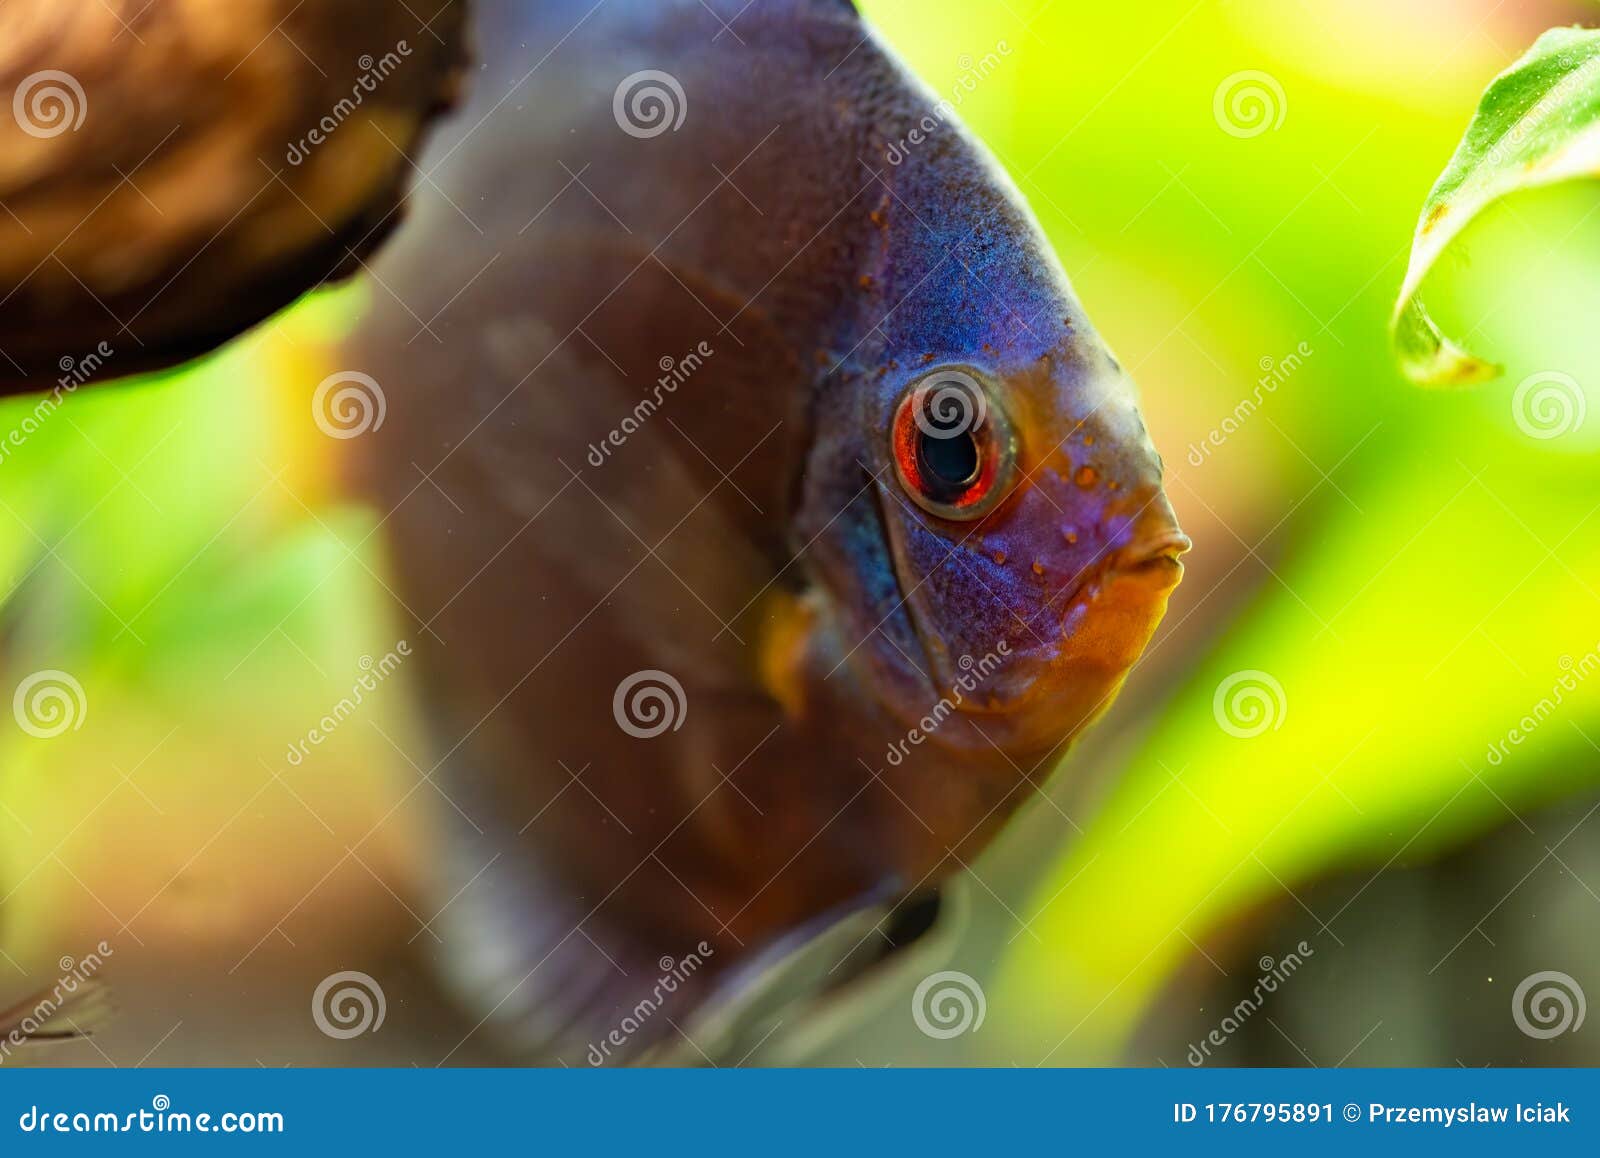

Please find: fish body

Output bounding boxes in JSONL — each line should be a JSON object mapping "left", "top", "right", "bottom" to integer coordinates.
{"left": 353, "top": 0, "right": 1185, "bottom": 1059}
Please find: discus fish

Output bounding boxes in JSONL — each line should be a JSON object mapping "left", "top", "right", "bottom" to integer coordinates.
{"left": 351, "top": 0, "right": 1187, "bottom": 1061}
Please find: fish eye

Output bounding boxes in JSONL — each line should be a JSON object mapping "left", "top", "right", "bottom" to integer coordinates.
{"left": 890, "top": 368, "right": 1018, "bottom": 521}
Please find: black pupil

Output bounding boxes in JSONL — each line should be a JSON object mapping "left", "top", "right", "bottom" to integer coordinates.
{"left": 917, "top": 423, "right": 981, "bottom": 494}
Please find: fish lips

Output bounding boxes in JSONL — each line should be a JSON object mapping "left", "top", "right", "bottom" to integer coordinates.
{"left": 1055, "top": 528, "right": 1190, "bottom": 664}
{"left": 993, "top": 527, "right": 1188, "bottom": 751}
{"left": 874, "top": 482, "right": 1188, "bottom": 759}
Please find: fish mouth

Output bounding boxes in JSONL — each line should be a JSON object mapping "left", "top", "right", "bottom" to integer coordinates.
{"left": 924, "top": 526, "right": 1190, "bottom": 727}
{"left": 1058, "top": 527, "right": 1191, "bottom": 623}
{"left": 1112, "top": 530, "right": 1192, "bottom": 583}
{"left": 1052, "top": 522, "right": 1188, "bottom": 679}
{"left": 934, "top": 522, "right": 1188, "bottom": 756}
{"left": 868, "top": 467, "right": 1189, "bottom": 740}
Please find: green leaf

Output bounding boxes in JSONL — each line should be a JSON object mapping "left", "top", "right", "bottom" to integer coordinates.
{"left": 1393, "top": 26, "right": 1600, "bottom": 386}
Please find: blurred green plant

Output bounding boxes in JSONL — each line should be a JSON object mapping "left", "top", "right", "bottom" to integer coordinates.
{"left": 0, "top": 291, "right": 419, "bottom": 969}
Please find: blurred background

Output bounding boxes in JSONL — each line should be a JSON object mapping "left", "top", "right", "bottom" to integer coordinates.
{"left": 3, "top": 0, "right": 1599, "bottom": 1066}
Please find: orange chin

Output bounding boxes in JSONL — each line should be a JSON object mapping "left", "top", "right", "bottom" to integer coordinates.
{"left": 1004, "top": 557, "right": 1183, "bottom": 755}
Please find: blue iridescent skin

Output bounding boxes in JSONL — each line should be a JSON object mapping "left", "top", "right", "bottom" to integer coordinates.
{"left": 355, "top": 0, "right": 1186, "bottom": 1058}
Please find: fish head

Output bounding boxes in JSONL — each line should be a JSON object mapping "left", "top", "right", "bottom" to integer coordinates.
{"left": 860, "top": 340, "right": 1188, "bottom": 760}
{"left": 782, "top": 53, "right": 1187, "bottom": 770}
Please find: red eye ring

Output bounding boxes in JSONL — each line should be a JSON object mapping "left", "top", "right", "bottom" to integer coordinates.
{"left": 890, "top": 368, "right": 1018, "bottom": 521}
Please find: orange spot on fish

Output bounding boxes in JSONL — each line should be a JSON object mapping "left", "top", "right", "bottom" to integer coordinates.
{"left": 1063, "top": 529, "right": 1078, "bottom": 545}
{"left": 991, "top": 550, "right": 1007, "bottom": 565}
{"left": 1075, "top": 465, "right": 1099, "bottom": 488}
{"left": 1031, "top": 561, "right": 1044, "bottom": 576}
{"left": 858, "top": 275, "right": 875, "bottom": 290}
